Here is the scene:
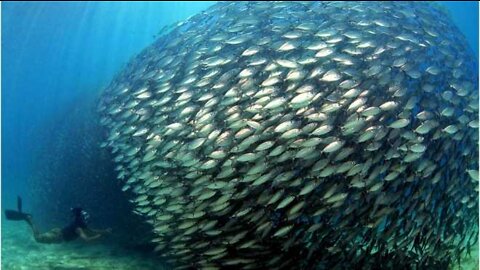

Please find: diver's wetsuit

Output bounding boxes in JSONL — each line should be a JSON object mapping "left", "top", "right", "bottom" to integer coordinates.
{"left": 61, "top": 218, "right": 88, "bottom": 241}
{"left": 26, "top": 215, "right": 89, "bottom": 243}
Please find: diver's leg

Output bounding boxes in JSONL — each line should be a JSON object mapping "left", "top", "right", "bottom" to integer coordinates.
{"left": 25, "top": 216, "right": 63, "bottom": 244}
{"left": 33, "top": 228, "right": 63, "bottom": 244}
{"left": 24, "top": 215, "right": 40, "bottom": 238}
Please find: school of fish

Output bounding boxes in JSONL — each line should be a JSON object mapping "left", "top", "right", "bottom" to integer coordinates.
{"left": 98, "top": 2, "right": 479, "bottom": 269}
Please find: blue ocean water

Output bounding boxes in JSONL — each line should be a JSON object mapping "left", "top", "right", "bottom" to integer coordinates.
{"left": 1, "top": 1, "right": 479, "bottom": 269}
{"left": 441, "top": 1, "right": 479, "bottom": 58}
{"left": 2, "top": 1, "right": 215, "bottom": 207}
{"left": 2, "top": 2, "right": 216, "bottom": 268}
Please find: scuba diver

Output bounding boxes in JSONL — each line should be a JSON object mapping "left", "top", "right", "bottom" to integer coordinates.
{"left": 5, "top": 196, "right": 112, "bottom": 244}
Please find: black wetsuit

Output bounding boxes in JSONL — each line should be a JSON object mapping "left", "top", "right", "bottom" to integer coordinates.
{"left": 61, "top": 218, "right": 87, "bottom": 241}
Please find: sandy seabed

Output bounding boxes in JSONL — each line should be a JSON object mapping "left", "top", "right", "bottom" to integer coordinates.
{"left": 1, "top": 222, "right": 167, "bottom": 270}
{"left": 2, "top": 221, "right": 478, "bottom": 269}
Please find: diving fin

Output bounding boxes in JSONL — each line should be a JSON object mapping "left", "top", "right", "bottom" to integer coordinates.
{"left": 5, "top": 210, "right": 30, "bottom": 221}
{"left": 4, "top": 196, "right": 31, "bottom": 221}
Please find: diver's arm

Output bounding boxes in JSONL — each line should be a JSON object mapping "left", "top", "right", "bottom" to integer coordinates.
{"left": 77, "top": 228, "right": 102, "bottom": 242}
